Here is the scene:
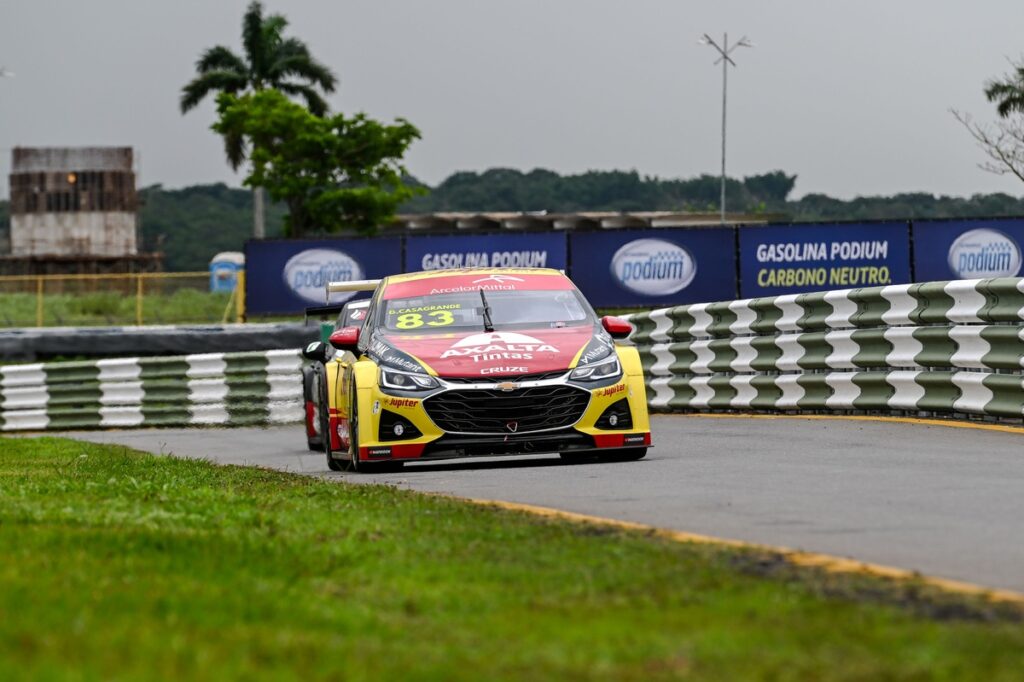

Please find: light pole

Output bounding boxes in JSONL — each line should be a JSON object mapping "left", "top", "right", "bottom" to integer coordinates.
{"left": 699, "top": 33, "right": 752, "bottom": 223}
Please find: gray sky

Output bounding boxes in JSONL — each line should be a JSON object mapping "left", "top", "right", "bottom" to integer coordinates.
{"left": 2, "top": 0, "right": 1024, "bottom": 200}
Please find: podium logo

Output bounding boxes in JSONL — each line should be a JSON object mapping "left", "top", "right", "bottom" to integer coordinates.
{"left": 283, "top": 249, "right": 364, "bottom": 302}
{"left": 611, "top": 239, "right": 697, "bottom": 296}
{"left": 948, "top": 229, "right": 1022, "bottom": 278}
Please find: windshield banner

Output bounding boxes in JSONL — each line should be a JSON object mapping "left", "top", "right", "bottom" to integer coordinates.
{"left": 568, "top": 228, "right": 736, "bottom": 307}
{"left": 404, "top": 233, "right": 567, "bottom": 272}
{"left": 245, "top": 237, "right": 403, "bottom": 314}
{"left": 912, "top": 218, "right": 1024, "bottom": 281}
{"left": 738, "top": 222, "right": 911, "bottom": 297}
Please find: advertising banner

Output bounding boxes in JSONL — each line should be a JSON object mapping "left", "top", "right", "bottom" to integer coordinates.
{"left": 568, "top": 228, "right": 737, "bottom": 307}
{"left": 912, "top": 218, "right": 1024, "bottom": 281}
{"left": 739, "top": 222, "right": 911, "bottom": 297}
{"left": 245, "top": 238, "right": 403, "bottom": 314}
{"left": 405, "top": 233, "right": 567, "bottom": 272}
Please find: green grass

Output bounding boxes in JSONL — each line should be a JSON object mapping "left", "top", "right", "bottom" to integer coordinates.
{"left": 2, "top": 437, "right": 1024, "bottom": 681}
{"left": 0, "top": 290, "right": 234, "bottom": 327}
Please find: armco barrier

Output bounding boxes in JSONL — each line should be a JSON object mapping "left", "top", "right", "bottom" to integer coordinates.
{"left": 0, "top": 350, "right": 303, "bottom": 431}
{"left": 0, "top": 323, "right": 320, "bottom": 362}
{"left": 624, "top": 278, "right": 1024, "bottom": 420}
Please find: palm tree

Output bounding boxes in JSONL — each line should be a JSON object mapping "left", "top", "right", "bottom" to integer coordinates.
{"left": 181, "top": 1, "right": 337, "bottom": 237}
{"left": 985, "top": 62, "right": 1024, "bottom": 119}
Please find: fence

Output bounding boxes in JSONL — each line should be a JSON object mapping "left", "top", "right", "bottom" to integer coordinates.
{"left": 624, "top": 278, "right": 1024, "bottom": 421}
{"left": 0, "top": 272, "right": 246, "bottom": 328}
{"left": 0, "top": 349, "right": 300, "bottom": 431}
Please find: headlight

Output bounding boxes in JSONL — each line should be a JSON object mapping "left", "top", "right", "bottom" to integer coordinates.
{"left": 569, "top": 353, "right": 621, "bottom": 382}
{"left": 380, "top": 366, "right": 439, "bottom": 391}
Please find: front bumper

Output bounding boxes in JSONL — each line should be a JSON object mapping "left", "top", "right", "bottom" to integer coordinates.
{"left": 338, "top": 361, "right": 652, "bottom": 462}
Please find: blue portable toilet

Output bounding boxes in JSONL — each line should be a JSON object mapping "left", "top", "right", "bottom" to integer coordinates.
{"left": 209, "top": 252, "right": 245, "bottom": 293}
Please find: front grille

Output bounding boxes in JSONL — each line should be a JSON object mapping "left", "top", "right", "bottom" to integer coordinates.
{"left": 441, "top": 370, "right": 568, "bottom": 384}
{"left": 424, "top": 385, "right": 590, "bottom": 434}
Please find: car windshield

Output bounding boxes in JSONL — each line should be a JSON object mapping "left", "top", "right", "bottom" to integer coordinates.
{"left": 379, "top": 289, "right": 594, "bottom": 333}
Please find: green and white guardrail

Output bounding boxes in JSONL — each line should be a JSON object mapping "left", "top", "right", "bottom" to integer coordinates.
{"left": 624, "top": 278, "right": 1024, "bottom": 420}
{"left": 0, "top": 350, "right": 302, "bottom": 431}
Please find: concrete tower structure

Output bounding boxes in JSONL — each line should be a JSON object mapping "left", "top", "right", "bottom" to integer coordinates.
{"left": 8, "top": 146, "right": 138, "bottom": 257}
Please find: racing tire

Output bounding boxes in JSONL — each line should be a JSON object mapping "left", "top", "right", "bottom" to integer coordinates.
{"left": 303, "top": 367, "right": 323, "bottom": 452}
{"left": 320, "top": 372, "right": 349, "bottom": 473}
{"left": 347, "top": 390, "right": 402, "bottom": 474}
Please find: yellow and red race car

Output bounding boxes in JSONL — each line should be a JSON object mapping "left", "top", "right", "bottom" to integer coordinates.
{"left": 301, "top": 268, "right": 651, "bottom": 472}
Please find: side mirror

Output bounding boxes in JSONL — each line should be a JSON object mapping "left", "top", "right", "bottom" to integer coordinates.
{"left": 328, "top": 326, "right": 361, "bottom": 353}
{"left": 600, "top": 315, "right": 633, "bottom": 339}
{"left": 302, "top": 341, "right": 330, "bottom": 363}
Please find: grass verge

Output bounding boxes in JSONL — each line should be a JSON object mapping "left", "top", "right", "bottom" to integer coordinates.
{"left": 2, "top": 436, "right": 1023, "bottom": 681}
{"left": 0, "top": 290, "right": 233, "bottom": 328}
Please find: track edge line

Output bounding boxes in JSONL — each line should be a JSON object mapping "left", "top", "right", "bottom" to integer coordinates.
{"left": 462, "top": 496, "right": 1024, "bottom": 607}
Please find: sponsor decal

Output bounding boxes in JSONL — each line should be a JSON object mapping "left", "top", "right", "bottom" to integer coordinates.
{"left": 420, "top": 250, "right": 550, "bottom": 269}
{"left": 384, "top": 397, "right": 418, "bottom": 409}
{"left": 336, "top": 418, "right": 350, "bottom": 449}
{"left": 471, "top": 274, "right": 526, "bottom": 285}
{"left": 947, "top": 228, "right": 1023, "bottom": 278}
{"left": 350, "top": 309, "right": 367, "bottom": 321}
{"left": 610, "top": 239, "right": 697, "bottom": 296}
{"left": 756, "top": 241, "right": 890, "bottom": 263}
{"left": 370, "top": 340, "right": 426, "bottom": 373}
{"left": 366, "top": 446, "right": 392, "bottom": 458}
{"left": 599, "top": 383, "right": 627, "bottom": 397}
{"left": 283, "top": 248, "right": 364, "bottom": 303}
{"left": 480, "top": 366, "right": 528, "bottom": 375}
{"left": 623, "top": 434, "right": 647, "bottom": 445}
{"left": 429, "top": 284, "right": 517, "bottom": 295}
{"left": 372, "top": 400, "right": 381, "bottom": 415}
{"left": 305, "top": 341, "right": 321, "bottom": 354}
{"left": 577, "top": 337, "right": 612, "bottom": 365}
{"left": 440, "top": 332, "right": 559, "bottom": 364}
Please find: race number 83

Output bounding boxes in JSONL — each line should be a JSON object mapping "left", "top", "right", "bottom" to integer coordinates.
{"left": 395, "top": 311, "right": 455, "bottom": 329}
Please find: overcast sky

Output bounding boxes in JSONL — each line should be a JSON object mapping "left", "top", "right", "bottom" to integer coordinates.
{"left": 2, "top": 0, "right": 1024, "bottom": 201}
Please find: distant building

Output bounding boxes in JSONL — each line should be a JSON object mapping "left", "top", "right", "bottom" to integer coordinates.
{"left": 9, "top": 146, "right": 138, "bottom": 256}
{"left": 3, "top": 146, "right": 160, "bottom": 274}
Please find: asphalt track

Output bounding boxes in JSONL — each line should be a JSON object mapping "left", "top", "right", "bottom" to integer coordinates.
{"left": 63, "top": 415, "right": 1024, "bottom": 593}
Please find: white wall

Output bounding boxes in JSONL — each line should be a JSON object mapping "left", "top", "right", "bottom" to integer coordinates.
{"left": 10, "top": 212, "right": 137, "bottom": 256}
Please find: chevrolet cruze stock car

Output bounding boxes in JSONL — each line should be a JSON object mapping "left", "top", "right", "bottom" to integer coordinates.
{"left": 301, "top": 298, "right": 371, "bottom": 451}
{"left": 301, "top": 268, "right": 652, "bottom": 472}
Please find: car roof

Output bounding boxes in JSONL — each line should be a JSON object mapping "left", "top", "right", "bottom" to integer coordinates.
{"left": 384, "top": 267, "right": 565, "bottom": 285}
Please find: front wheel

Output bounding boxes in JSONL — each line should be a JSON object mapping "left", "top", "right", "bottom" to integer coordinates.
{"left": 347, "top": 394, "right": 401, "bottom": 474}
{"left": 304, "top": 368, "right": 323, "bottom": 452}
{"left": 321, "top": 372, "right": 348, "bottom": 472}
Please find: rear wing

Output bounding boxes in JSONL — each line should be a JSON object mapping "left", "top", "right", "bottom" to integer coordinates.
{"left": 303, "top": 303, "right": 347, "bottom": 324}
{"left": 325, "top": 279, "right": 381, "bottom": 299}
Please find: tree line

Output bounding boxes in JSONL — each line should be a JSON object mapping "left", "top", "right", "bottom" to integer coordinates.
{"left": 88, "top": 171, "right": 1014, "bottom": 270}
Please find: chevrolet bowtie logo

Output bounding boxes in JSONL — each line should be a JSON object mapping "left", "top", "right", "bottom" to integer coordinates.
{"left": 495, "top": 382, "right": 518, "bottom": 392}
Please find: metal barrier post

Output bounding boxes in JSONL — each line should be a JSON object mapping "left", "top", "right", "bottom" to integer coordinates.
{"left": 35, "top": 277, "right": 44, "bottom": 327}
{"left": 135, "top": 275, "right": 144, "bottom": 326}
{"left": 236, "top": 270, "right": 246, "bottom": 323}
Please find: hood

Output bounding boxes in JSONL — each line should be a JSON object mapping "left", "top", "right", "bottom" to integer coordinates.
{"left": 379, "top": 326, "right": 607, "bottom": 378}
